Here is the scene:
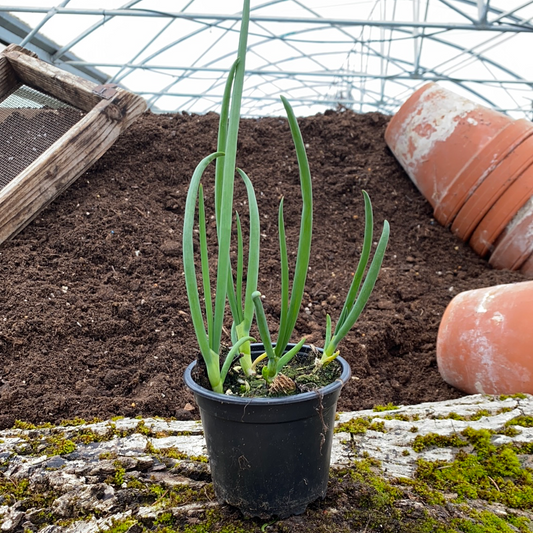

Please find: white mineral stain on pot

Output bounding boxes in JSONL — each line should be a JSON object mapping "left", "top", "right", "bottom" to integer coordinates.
{"left": 463, "top": 324, "right": 530, "bottom": 395}
{"left": 490, "top": 312, "right": 504, "bottom": 324}
{"left": 474, "top": 289, "right": 496, "bottom": 314}
{"left": 391, "top": 84, "right": 476, "bottom": 182}
{"left": 502, "top": 196, "right": 533, "bottom": 255}
{"left": 506, "top": 196, "right": 533, "bottom": 233}
{"left": 461, "top": 329, "right": 498, "bottom": 394}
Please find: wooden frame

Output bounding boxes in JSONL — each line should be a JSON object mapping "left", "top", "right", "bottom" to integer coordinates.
{"left": 0, "top": 44, "right": 147, "bottom": 245}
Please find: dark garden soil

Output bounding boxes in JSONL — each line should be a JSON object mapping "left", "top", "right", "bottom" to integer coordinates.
{"left": 0, "top": 109, "right": 528, "bottom": 430}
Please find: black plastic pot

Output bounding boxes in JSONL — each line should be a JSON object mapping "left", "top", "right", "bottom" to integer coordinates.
{"left": 183, "top": 343, "right": 351, "bottom": 518}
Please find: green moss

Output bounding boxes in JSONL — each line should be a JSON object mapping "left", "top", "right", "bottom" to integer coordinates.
{"left": 337, "top": 458, "right": 403, "bottom": 510}
{"left": 450, "top": 509, "right": 531, "bottom": 533}
{"left": 157, "top": 447, "right": 190, "bottom": 460}
{"left": 373, "top": 402, "right": 400, "bottom": 412}
{"left": 112, "top": 462, "right": 126, "bottom": 487}
{"left": 468, "top": 410, "right": 491, "bottom": 421}
{"left": 335, "top": 417, "right": 386, "bottom": 434}
{"left": 144, "top": 442, "right": 209, "bottom": 464}
{"left": 505, "top": 416, "right": 533, "bottom": 428}
{"left": 99, "top": 451, "right": 118, "bottom": 460}
{"left": 507, "top": 515, "right": 533, "bottom": 532}
{"left": 48, "top": 437, "right": 77, "bottom": 456}
{"left": 513, "top": 441, "right": 533, "bottom": 455}
{"left": 156, "top": 446, "right": 209, "bottom": 462}
{"left": 499, "top": 393, "right": 527, "bottom": 401}
{"left": 126, "top": 477, "right": 146, "bottom": 490}
{"left": 0, "top": 476, "right": 59, "bottom": 512}
{"left": 6, "top": 419, "right": 199, "bottom": 459}
{"left": 154, "top": 511, "right": 174, "bottom": 526}
{"left": 442, "top": 412, "right": 467, "bottom": 421}
{"left": 397, "top": 477, "right": 447, "bottom": 506}
{"left": 414, "top": 427, "right": 533, "bottom": 510}
{"left": 164, "top": 509, "right": 251, "bottom": 533}
{"left": 12, "top": 420, "right": 53, "bottom": 430}
{"left": 497, "top": 426, "right": 521, "bottom": 438}
{"left": 59, "top": 417, "right": 102, "bottom": 427}
{"left": 382, "top": 413, "right": 420, "bottom": 422}
{"left": 433, "top": 407, "right": 513, "bottom": 422}
{"left": 135, "top": 420, "right": 152, "bottom": 435}
{"left": 100, "top": 517, "right": 138, "bottom": 533}
{"left": 412, "top": 433, "right": 469, "bottom": 453}
{"left": 145, "top": 481, "right": 215, "bottom": 510}
{"left": 19, "top": 434, "right": 77, "bottom": 457}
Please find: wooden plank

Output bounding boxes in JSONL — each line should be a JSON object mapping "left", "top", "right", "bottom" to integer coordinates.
{"left": 3, "top": 44, "right": 101, "bottom": 112}
{"left": 0, "top": 55, "right": 19, "bottom": 100}
{"left": 0, "top": 88, "right": 146, "bottom": 245}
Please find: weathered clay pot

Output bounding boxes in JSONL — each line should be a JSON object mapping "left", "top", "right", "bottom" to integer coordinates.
{"left": 489, "top": 197, "right": 533, "bottom": 271}
{"left": 469, "top": 161, "right": 533, "bottom": 257}
{"left": 451, "top": 131, "right": 533, "bottom": 242}
{"left": 384, "top": 82, "right": 524, "bottom": 226}
{"left": 521, "top": 252, "right": 533, "bottom": 275}
{"left": 387, "top": 82, "right": 533, "bottom": 269}
{"left": 437, "top": 281, "right": 533, "bottom": 395}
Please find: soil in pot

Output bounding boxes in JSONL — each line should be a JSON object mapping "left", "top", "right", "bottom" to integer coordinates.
{"left": 0, "top": 110, "right": 529, "bottom": 430}
{"left": 193, "top": 345, "right": 343, "bottom": 397}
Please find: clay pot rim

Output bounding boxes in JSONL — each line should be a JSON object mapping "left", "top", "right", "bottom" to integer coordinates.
{"left": 451, "top": 131, "right": 533, "bottom": 242}
{"left": 490, "top": 198, "right": 533, "bottom": 270}
{"left": 470, "top": 163, "right": 533, "bottom": 257}
{"left": 435, "top": 119, "right": 533, "bottom": 228}
{"left": 521, "top": 252, "right": 533, "bottom": 274}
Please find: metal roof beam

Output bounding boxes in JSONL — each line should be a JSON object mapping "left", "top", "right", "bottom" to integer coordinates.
{"left": 0, "top": 12, "right": 108, "bottom": 84}
{"left": 58, "top": 62, "right": 533, "bottom": 85}
{"left": 0, "top": 7, "right": 532, "bottom": 32}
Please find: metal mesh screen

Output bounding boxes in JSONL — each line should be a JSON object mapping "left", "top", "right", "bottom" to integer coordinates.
{"left": 0, "top": 85, "right": 85, "bottom": 191}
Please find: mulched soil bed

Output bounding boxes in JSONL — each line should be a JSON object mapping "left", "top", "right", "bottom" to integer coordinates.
{"left": 0, "top": 109, "right": 528, "bottom": 429}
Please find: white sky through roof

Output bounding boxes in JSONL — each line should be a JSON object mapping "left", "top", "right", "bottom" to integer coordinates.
{"left": 1, "top": 0, "right": 533, "bottom": 117}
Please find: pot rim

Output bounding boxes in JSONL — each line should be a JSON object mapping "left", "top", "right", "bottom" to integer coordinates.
{"left": 184, "top": 344, "right": 351, "bottom": 406}
{"left": 452, "top": 133, "right": 533, "bottom": 242}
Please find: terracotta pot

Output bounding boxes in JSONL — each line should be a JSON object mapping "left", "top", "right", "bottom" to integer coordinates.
{"left": 437, "top": 281, "right": 533, "bottom": 395}
{"left": 436, "top": 118, "right": 533, "bottom": 227}
{"left": 489, "top": 197, "right": 533, "bottom": 271}
{"left": 469, "top": 161, "right": 533, "bottom": 257}
{"left": 385, "top": 82, "right": 519, "bottom": 226}
{"left": 521, "top": 252, "right": 533, "bottom": 275}
{"left": 451, "top": 129, "right": 533, "bottom": 242}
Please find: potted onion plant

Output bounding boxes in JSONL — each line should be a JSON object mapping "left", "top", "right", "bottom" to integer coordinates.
{"left": 182, "top": 0, "right": 390, "bottom": 518}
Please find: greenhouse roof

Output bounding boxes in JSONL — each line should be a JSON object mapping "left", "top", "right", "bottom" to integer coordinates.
{"left": 1, "top": 0, "right": 533, "bottom": 117}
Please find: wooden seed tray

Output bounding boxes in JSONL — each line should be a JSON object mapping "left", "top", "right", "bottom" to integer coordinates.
{"left": 0, "top": 44, "right": 147, "bottom": 245}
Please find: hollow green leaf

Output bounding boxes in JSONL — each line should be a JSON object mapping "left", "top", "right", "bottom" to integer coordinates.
{"left": 182, "top": 151, "right": 224, "bottom": 388}
{"left": 276, "top": 95, "right": 313, "bottom": 357}
{"left": 326, "top": 220, "right": 390, "bottom": 356}
{"left": 336, "top": 190, "right": 373, "bottom": 334}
